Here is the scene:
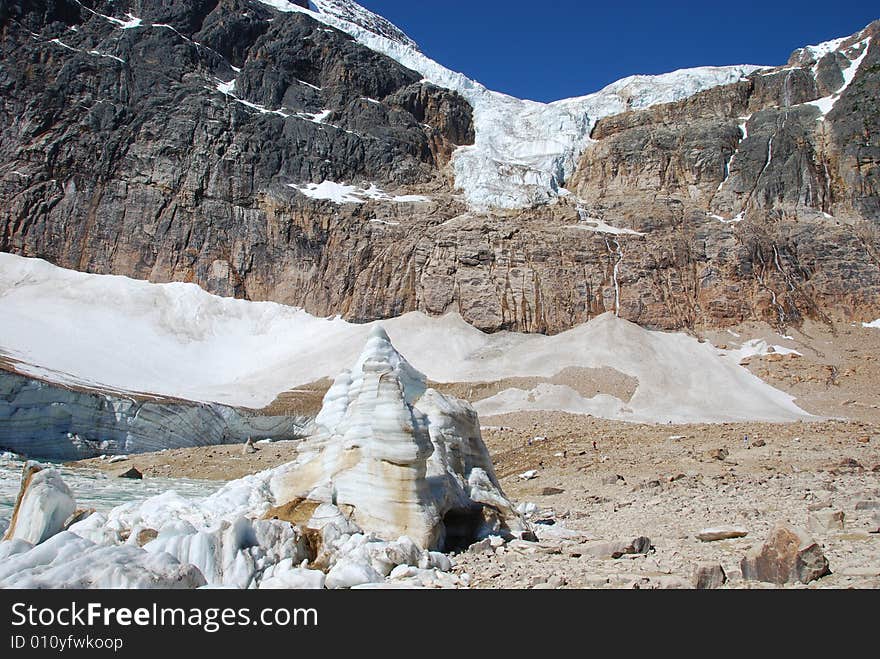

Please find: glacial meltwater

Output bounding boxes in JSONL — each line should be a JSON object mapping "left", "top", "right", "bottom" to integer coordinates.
{"left": 0, "top": 452, "right": 223, "bottom": 535}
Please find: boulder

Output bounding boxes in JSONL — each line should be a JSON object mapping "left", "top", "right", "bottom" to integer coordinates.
{"left": 118, "top": 467, "right": 143, "bottom": 480}
{"left": 707, "top": 448, "right": 729, "bottom": 461}
{"left": 2, "top": 463, "right": 76, "bottom": 545}
{"left": 693, "top": 563, "right": 727, "bottom": 589}
{"left": 584, "top": 536, "right": 652, "bottom": 559}
{"left": 696, "top": 526, "right": 748, "bottom": 542}
{"left": 541, "top": 487, "right": 565, "bottom": 496}
{"left": 807, "top": 510, "right": 845, "bottom": 534}
{"left": 740, "top": 523, "right": 831, "bottom": 585}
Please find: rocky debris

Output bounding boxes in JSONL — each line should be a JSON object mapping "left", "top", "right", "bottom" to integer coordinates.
{"left": 837, "top": 458, "right": 864, "bottom": 471}
{"left": 242, "top": 438, "right": 258, "bottom": 455}
{"left": 707, "top": 448, "right": 729, "bottom": 461}
{"left": 268, "top": 327, "right": 530, "bottom": 550}
{"left": 583, "top": 536, "right": 653, "bottom": 559}
{"left": 740, "top": 523, "right": 831, "bottom": 585}
{"left": 654, "top": 576, "right": 692, "bottom": 589}
{"left": 752, "top": 439, "right": 767, "bottom": 448}
{"left": 855, "top": 501, "right": 880, "bottom": 511}
{"left": 2, "top": 463, "right": 76, "bottom": 545}
{"left": 693, "top": 563, "right": 727, "bottom": 589}
{"left": 870, "top": 513, "right": 880, "bottom": 534}
{"left": 807, "top": 510, "right": 845, "bottom": 535}
{"left": 601, "top": 474, "right": 625, "bottom": 485}
{"left": 541, "top": 487, "right": 565, "bottom": 496}
{"left": 118, "top": 467, "right": 143, "bottom": 480}
{"left": 696, "top": 526, "right": 749, "bottom": 542}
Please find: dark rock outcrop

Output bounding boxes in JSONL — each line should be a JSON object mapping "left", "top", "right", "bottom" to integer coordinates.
{"left": 0, "top": 3, "right": 878, "bottom": 334}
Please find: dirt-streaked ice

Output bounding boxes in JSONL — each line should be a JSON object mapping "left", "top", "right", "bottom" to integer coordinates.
{"left": 0, "top": 253, "right": 809, "bottom": 423}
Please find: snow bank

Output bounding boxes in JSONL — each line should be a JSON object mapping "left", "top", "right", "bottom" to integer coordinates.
{"left": 257, "top": 1, "right": 765, "bottom": 209}
{"left": 0, "top": 253, "right": 809, "bottom": 423}
{"left": 805, "top": 37, "right": 873, "bottom": 119}
{"left": 0, "top": 329, "right": 512, "bottom": 586}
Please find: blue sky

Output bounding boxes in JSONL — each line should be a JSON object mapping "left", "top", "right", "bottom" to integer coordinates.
{"left": 356, "top": 1, "right": 878, "bottom": 102}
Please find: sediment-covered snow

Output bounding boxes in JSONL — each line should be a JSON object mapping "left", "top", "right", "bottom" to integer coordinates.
{"left": 0, "top": 254, "right": 809, "bottom": 424}
{"left": 257, "top": 0, "right": 765, "bottom": 209}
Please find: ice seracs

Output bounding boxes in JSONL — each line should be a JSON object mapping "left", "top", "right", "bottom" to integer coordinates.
{"left": 2, "top": 463, "right": 75, "bottom": 545}
{"left": 258, "top": 0, "right": 765, "bottom": 209}
{"left": 268, "top": 326, "right": 530, "bottom": 550}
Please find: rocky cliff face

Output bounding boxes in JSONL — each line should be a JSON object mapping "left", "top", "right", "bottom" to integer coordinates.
{"left": 1, "top": 1, "right": 878, "bottom": 334}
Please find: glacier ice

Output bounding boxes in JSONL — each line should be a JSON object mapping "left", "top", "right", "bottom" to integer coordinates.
{"left": 2, "top": 463, "right": 75, "bottom": 545}
{"left": 257, "top": 0, "right": 766, "bottom": 209}
{"left": 0, "top": 252, "right": 811, "bottom": 423}
{"left": 268, "top": 325, "right": 530, "bottom": 550}
{"left": 0, "top": 330, "right": 523, "bottom": 587}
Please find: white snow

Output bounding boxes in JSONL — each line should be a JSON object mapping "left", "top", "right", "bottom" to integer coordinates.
{"left": 256, "top": 0, "right": 766, "bottom": 210}
{"left": 567, "top": 217, "right": 645, "bottom": 237}
{"left": 707, "top": 211, "right": 745, "bottom": 224}
{"left": 717, "top": 116, "right": 752, "bottom": 192}
{"left": 72, "top": 2, "right": 143, "bottom": 30}
{"left": 0, "top": 531, "right": 206, "bottom": 589}
{"left": 801, "top": 36, "right": 850, "bottom": 62}
{"left": 722, "top": 339, "right": 802, "bottom": 363}
{"left": 290, "top": 181, "right": 429, "bottom": 204}
{"left": 0, "top": 254, "right": 810, "bottom": 423}
{"left": 806, "top": 37, "right": 872, "bottom": 119}
{"left": 862, "top": 319, "right": 880, "bottom": 329}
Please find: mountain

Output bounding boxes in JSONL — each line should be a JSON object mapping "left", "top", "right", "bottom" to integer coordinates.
{"left": 1, "top": 1, "right": 879, "bottom": 333}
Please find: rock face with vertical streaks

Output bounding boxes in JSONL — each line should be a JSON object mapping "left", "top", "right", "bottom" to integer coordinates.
{"left": 1, "top": 2, "right": 878, "bottom": 334}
